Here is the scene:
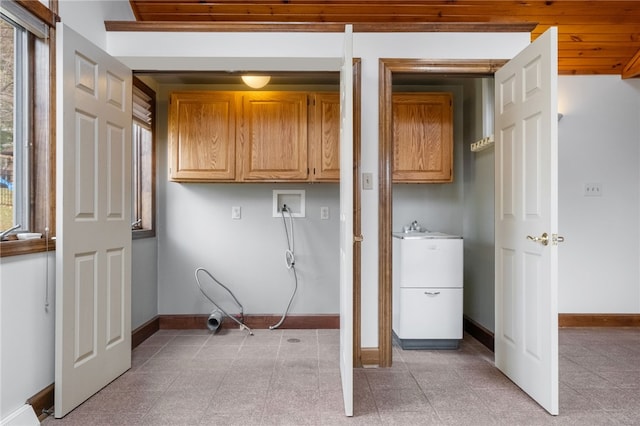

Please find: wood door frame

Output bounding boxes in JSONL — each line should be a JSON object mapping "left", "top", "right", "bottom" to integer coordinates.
{"left": 377, "top": 59, "right": 506, "bottom": 367}
{"left": 352, "top": 58, "right": 363, "bottom": 367}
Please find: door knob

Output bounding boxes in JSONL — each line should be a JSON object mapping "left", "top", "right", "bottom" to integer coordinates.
{"left": 527, "top": 232, "right": 549, "bottom": 246}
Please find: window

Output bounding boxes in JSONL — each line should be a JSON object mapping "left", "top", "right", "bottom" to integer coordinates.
{"left": 0, "top": 0, "right": 55, "bottom": 256}
{"left": 131, "top": 77, "right": 155, "bottom": 239}
{"left": 0, "top": 15, "right": 27, "bottom": 235}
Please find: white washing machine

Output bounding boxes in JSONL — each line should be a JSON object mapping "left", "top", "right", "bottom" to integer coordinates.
{"left": 392, "top": 231, "right": 463, "bottom": 349}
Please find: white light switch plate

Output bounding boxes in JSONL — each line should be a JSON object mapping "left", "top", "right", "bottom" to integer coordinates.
{"left": 363, "top": 172, "right": 373, "bottom": 190}
{"left": 231, "top": 206, "right": 241, "bottom": 219}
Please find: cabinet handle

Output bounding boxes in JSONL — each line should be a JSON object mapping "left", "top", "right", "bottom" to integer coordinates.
{"left": 424, "top": 291, "right": 440, "bottom": 296}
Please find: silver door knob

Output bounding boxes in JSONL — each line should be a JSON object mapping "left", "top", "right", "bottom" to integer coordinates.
{"left": 527, "top": 232, "right": 549, "bottom": 246}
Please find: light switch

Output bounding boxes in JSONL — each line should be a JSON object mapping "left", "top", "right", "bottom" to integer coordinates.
{"left": 231, "top": 206, "right": 241, "bottom": 219}
{"left": 363, "top": 172, "right": 373, "bottom": 190}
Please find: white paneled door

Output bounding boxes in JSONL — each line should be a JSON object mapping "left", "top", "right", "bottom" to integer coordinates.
{"left": 494, "top": 27, "right": 559, "bottom": 415}
{"left": 55, "top": 23, "right": 132, "bottom": 418}
{"left": 339, "top": 24, "right": 354, "bottom": 417}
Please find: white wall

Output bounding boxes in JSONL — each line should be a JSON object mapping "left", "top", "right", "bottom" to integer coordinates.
{"left": 58, "top": 0, "right": 134, "bottom": 50}
{"left": 0, "top": 252, "right": 55, "bottom": 420}
{"left": 558, "top": 75, "right": 640, "bottom": 313}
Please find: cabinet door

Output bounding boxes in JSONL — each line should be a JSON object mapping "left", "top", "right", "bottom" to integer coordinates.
{"left": 240, "top": 92, "right": 308, "bottom": 181}
{"left": 310, "top": 93, "right": 340, "bottom": 181}
{"left": 398, "top": 288, "right": 463, "bottom": 339}
{"left": 396, "top": 238, "right": 463, "bottom": 288}
{"left": 393, "top": 92, "right": 453, "bottom": 183}
{"left": 169, "top": 92, "right": 237, "bottom": 181}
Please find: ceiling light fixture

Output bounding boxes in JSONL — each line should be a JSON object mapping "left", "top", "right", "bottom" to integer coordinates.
{"left": 241, "top": 75, "right": 271, "bottom": 89}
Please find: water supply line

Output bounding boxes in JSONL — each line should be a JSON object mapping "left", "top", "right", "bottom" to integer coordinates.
{"left": 269, "top": 204, "right": 299, "bottom": 330}
{"left": 194, "top": 267, "right": 253, "bottom": 335}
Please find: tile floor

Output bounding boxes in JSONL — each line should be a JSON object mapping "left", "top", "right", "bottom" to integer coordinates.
{"left": 42, "top": 327, "right": 640, "bottom": 425}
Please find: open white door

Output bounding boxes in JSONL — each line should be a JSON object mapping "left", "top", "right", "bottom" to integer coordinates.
{"left": 55, "top": 23, "right": 132, "bottom": 418}
{"left": 339, "top": 24, "right": 354, "bottom": 417}
{"left": 494, "top": 27, "right": 559, "bottom": 415}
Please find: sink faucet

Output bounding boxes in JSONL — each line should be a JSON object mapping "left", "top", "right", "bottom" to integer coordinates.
{"left": 0, "top": 224, "right": 21, "bottom": 241}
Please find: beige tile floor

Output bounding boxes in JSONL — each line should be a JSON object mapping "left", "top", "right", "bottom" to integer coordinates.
{"left": 42, "top": 327, "right": 640, "bottom": 425}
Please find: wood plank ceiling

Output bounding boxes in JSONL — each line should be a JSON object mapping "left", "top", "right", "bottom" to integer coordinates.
{"left": 121, "top": 0, "right": 640, "bottom": 78}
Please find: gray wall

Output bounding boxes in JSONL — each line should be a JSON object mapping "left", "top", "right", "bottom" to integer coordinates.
{"left": 155, "top": 84, "right": 340, "bottom": 316}
{"left": 462, "top": 79, "right": 496, "bottom": 331}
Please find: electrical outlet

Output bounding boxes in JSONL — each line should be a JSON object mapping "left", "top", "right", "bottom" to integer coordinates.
{"left": 362, "top": 172, "right": 373, "bottom": 190}
{"left": 231, "top": 206, "right": 241, "bottom": 219}
{"left": 320, "top": 206, "right": 329, "bottom": 220}
{"left": 584, "top": 183, "right": 602, "bottom": 197}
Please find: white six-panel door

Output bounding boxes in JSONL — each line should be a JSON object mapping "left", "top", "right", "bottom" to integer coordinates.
{"left": 55, "top": 23, "right": 132, "bottom": 418}
{"left": 494, "top": 27, "right": 559, "bottom": 415}
{"left": 339, "top": 24, "right": 354, "bottom": 417}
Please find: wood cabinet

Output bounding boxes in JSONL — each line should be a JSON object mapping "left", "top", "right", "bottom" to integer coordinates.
{"left": 168, "top": 90, "right": 340, "bottom": 183}
{"left": 169, "top": 91, "right": 237, "bottom": 181}
{"left": 392, "top": 92, "right": 453, "bottom": 183}
{"left": 309, "top": 93, "right": 340, "bottom": 181}
{"left": 239, "top": 92, "right": 308, "bottom": 181}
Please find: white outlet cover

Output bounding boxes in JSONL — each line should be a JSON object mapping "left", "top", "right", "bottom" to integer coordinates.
{"left": 584, "top": 183, "right": 602, "bottom": 197}
{"left": 320, "top": 206, "right": 329, "bottom": 220}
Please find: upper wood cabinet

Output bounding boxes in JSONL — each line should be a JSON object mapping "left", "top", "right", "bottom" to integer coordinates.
{"left": 392, "top": 92, "right": 453, "bottom": 183}
{"left": 169, "top": 91, "right": 237, "bottom": 181}
{"left": 168, "top": 90, "right": 341, "bottom": 183}
{"left": 309, "top": 93, "right": 340, "bottom": 181}
{"left": 239, "top": 92, "right": 308, "bottom": 181}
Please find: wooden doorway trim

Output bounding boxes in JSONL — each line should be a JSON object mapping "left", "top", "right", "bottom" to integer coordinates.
{"left": 352, "top": 58, "right": 363, "bottom": 367}
{"left": 378, "top": 59, "right": 507, "bottom": 367}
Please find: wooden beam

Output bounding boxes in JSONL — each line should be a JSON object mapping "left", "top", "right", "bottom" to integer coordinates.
{"left": 105, "top": 20, "right": 535, "bottom": 33}
{"left": 15, "top": 0, "right": 59, "bottom": 27}
{"left": 622, "top": 46, "right": 640, "bottom": 78}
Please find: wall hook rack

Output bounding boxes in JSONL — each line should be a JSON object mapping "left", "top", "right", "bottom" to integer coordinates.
{"left": 470, "top": 134, "right": 495, "bottom": 152}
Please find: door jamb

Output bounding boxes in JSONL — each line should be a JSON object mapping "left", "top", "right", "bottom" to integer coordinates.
{"left": 352, "top": 58, "right": 363, "bottom": 367}
{"left": 377, "top": 59, "right": 506, "bottom": 367}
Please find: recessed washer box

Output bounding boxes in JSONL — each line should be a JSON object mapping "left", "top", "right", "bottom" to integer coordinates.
{"left": 273, "top": 190, "right": 305, "bottom": 218}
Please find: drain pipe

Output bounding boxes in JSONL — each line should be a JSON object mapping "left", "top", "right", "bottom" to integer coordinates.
{"left": 195, "top": 267, "right": 253, "bottom": 335}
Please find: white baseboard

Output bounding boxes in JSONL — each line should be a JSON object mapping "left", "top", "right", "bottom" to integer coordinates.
{"left": 1, "top": 405, "right": 39, "bottom": 426}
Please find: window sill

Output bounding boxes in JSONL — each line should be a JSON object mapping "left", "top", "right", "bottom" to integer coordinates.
{"left": 132, "top": 229, "right": 156, "bottom": 240}
{"left": 0, "top": 238, "right": 56, "bottom": 258}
